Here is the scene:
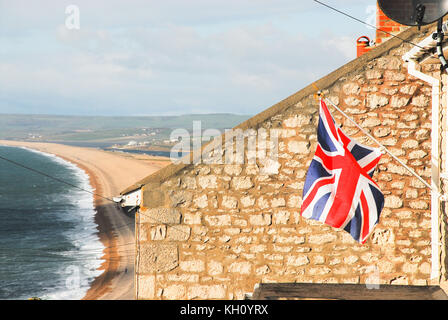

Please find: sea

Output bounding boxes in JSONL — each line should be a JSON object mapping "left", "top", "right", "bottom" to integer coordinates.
{"left": 0, "top": 145, "right": 104, "bottom": 300}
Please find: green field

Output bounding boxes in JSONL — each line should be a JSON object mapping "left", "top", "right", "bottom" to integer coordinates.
{"left": 0, "top": 113, "right": 251, "bottom": 146}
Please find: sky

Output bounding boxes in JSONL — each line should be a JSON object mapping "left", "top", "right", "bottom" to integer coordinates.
{"left": 0, "top": 0, "right": 376, "bottom": 116}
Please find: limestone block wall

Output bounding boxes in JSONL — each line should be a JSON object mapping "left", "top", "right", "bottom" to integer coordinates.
{"left": 134, "top": 28, "right": 443, "bottom": 300}
{"left": 440, "top": 68, "right": 448, "bottom": 287}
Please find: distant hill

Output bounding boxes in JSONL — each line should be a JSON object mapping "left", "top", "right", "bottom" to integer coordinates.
{"left": 0, "top": 113, "right": 251, "bottom": 145}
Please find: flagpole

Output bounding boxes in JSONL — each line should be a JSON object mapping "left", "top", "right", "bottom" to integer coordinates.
{"left": 323, "top": 97, "right": 437, "bottom": 195}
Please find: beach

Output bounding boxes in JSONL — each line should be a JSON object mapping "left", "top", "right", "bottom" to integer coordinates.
{"left": 0, "top": 140, "right": 170, "bottom": 300}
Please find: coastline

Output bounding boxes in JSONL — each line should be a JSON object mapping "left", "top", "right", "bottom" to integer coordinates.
{"left": 0, "top": 140, "right": 170, "bottom": 300}
{"left": 69, "top": 159, "right": 121, "bottom": 300}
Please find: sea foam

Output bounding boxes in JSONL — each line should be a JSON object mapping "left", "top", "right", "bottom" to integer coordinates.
{"left": 17, "top": 147, "right": 105, "bottom": 300}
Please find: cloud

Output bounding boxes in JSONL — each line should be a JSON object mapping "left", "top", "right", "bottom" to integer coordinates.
{"left": 0, "top": 0, "right": 372, "bottom": 116}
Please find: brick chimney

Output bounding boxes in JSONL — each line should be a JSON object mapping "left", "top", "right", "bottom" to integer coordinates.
{"left": 356, "top": 3, "right": 408, "bottom": 57}
{"left": 376, "top": 3, "right": 407, "bottom": 44}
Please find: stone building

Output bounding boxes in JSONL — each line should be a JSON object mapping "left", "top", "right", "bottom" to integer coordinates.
{"left": 120, "top": 5, "right": 448, "bottom": 299}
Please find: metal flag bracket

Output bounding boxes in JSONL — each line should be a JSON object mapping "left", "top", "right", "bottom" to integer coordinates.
{"left": 312, "top": 83, "right": 324, "bottom": 102}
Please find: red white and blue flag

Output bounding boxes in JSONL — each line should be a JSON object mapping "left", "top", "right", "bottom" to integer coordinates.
{"left": 301, "top": 99, "right": 384, "bottom": 244}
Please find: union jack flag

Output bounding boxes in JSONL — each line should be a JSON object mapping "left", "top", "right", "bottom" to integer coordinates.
{"left": 301, "top": 99, "right": 384, "bottom": 244}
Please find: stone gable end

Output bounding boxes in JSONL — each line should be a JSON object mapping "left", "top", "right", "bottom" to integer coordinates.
{"left": 133, "top": 25, "right": 446, "bottom": 300}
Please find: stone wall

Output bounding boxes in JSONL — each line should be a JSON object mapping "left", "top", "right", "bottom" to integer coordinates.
{"left": 134, "top": 27, "right": 444, "bottom": 300}
{"left": 440, "top": 61, "right": 448, "bottom": 290}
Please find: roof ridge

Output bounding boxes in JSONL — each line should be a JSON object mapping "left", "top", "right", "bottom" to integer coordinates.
{"left": 121, "top": 24, "right": 432, "bottom": 195}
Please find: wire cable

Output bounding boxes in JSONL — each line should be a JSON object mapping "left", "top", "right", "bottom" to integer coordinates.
{"left": 0, "top": 149, "right": 192, "bottom": 243}
{"left": 312, "top": 0, "right": 425, "bottom": 50}
{"left": 0, "top": 154, "right": 114, "bottom": 203}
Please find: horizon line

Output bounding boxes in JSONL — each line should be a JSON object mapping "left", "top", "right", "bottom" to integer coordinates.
{"left": 0, "top": 112, "right": 253, "bottom": 118}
